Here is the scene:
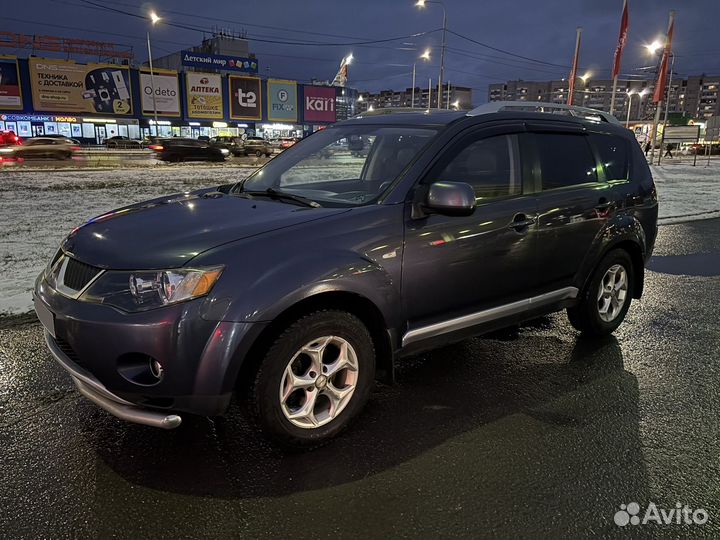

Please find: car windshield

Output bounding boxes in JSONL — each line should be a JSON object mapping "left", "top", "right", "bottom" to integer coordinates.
{"left": 235, "top": 124, "right": 437, "bottom": 207}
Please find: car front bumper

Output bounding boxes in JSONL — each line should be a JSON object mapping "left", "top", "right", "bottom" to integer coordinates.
{"left": 34, "top": 274, "right": 266, "bottom": 427}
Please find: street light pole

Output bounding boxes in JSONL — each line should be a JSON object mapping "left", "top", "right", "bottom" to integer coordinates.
{"left": 146, "top": 31, "right": 159, "bottom": 131}
{"left": 411, "top": 63, "right": 416, "bottom": 108}
{"left": 438, "top": 4, "right": 447, "bottom": 109}
{"left": 625, "top": 92, "right": 635, "bottom": 128}
{"left": 416, "top": 0, "right": 446, "bottom": 109}
{"left": 658, "top": 53, "right": 675, "bottom": 166}
{"left": 146, "top": 11, "right": 161, "bottom": 135}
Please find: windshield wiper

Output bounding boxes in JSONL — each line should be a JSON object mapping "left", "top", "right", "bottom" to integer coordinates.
{"left": 239, "top": 187, "right": 321, "bottom": 208}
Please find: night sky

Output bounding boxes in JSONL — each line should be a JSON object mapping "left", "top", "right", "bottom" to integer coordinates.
{"left": 5, "top": 0, "right": 720, "bottom": 103}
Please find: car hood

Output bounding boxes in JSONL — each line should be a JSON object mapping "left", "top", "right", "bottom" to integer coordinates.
{"left": 61, "top": 190, "right": 349, "bottom": 269}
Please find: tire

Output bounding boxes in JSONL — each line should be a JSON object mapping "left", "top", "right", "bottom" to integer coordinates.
{"left": 247, "top": 310, "right": 375, "bottom": 449}
{"left": 255, "top": 150, "right": 263, "bottom": 157}
{"left": 567, "top": 249, "right": 634, "bottom": 336}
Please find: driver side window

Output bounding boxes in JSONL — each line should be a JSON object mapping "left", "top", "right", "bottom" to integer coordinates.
{"left": 432, "top": 134, "right": 521, "bottom": 200}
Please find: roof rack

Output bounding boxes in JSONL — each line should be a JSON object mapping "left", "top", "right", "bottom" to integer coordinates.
{"left": 467, "top": 101, "right": 621, "bottom": 124}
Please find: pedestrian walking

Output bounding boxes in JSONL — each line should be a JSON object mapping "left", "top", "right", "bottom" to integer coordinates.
{"left": 664, "top": 144, "right": 674, "bottom": 158}
{"left": 644, "top": 141, "right": 651, "bottom": 155}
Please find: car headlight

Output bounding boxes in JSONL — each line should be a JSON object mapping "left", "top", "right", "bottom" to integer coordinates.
{"left": 81, "top": 266, "right": 223, "bottom": 312}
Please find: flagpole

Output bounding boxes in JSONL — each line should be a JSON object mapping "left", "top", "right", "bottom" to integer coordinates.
{"left": 657, "top": 53, "right": 675, "bottom": 166}
{"left": 610, "top": 0, "right": 629, "bottom": 116}
{"left": 567, "top": 27, "right": 582, "bottom": 106}
{"left": 650, "top": 10, "right": 675, "bottom": 161}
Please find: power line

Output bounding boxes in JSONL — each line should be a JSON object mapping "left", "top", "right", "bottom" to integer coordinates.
{"left": 447, "top": 29, "right": 570, "bottom": 69}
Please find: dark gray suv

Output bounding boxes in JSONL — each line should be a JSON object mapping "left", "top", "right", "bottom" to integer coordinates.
{"left": 34, "top": 103, "right": 658, "bottom": 448}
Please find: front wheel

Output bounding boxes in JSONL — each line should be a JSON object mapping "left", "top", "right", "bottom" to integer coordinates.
{"left": 255, "top": 150, "right": 263, "bottom": 157}
{"left": 248, "top": 310, "right": 375, "bottom": 449}
{"left": 567, "top": 249, "right": 634, "bottom": 336}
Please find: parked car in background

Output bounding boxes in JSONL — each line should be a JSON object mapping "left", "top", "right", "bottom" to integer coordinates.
{"left": 105, "top": 136, "right": 142, "bottom": 149}
{"left": 209, "top": 136, "right": 244, "bottom": 156}
{"left": 43, "top": 134, "right": 81, "bottom": 145}
{"left": 198, "top": 135, "right": 210, "bottom": 142}
{"left": 242, "top": 136, "right": 273, "bottom": 157}
{"left": 278, "top": 137, "right": 298, "bottom": 150}
{"left": 35, "top": 103, "right": 657, "bottom": 449}
{"left": 149, "top": 137, "right": 228, "bottom": 162}
{"left": 9, "top": 137, "right": 78, "bottom": 160}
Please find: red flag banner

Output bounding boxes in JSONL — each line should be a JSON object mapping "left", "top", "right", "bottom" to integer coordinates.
{"left": 653, "top": 13, "right": 675, "bottom": 103}
{"left": 612, "top": 0, "right": 630, "bottom": 79}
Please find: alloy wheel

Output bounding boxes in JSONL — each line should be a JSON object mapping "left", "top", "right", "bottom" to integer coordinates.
{"left": 279, "top": 336, "right": 359, "bottom": 429}
{"left": 597, "top": 264, "right": 628, "bottom": 322}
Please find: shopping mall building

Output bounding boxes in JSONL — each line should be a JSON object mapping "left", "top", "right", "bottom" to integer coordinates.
{"left": 0, "top": 49, "right": 357, "bottom": 143}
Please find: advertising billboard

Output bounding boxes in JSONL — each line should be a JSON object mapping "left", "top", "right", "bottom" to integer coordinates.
{"left": 181, "top": 51, "right": 258, "bottom": 74}
{"left": 140, "top": 71, "right": 180, "bottom": 117}
{"left": 268, "top": 79, "right": 297, "bottom": 122}
{"left": 229, "top": 76, "right": 262, "bottom": 120}
{"left": 186, "top": 72, "right": 223, "bottom": 119}
{"left": 0, "top": 57, "right": 23, "bottom": 110}
{"left": 28, "top": 58, "right": 132, "bottom": 114}
{"left": 303, "top": 86, "right": 336, "bottom": 123}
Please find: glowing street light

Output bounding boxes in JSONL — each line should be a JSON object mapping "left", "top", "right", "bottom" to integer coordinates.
{"left": 146, "top": 9, "right": 162, "bottom": 129}
{"left": 411, "top": 48, "right": 432, "bottom": 108}
{"left": 451, "top": 99, "right": 460, "bottom": 109}
{"left": 580, "top": 71, "right": 592, "bottom": 83}
{"left": 645, "top": 40, "right": 663, "bottom": 55}
{"left": 415, "top": 0, "right": 447, "bottom": 109}
{"left": 344, "top": 53, "right": 354, "bottom": 65}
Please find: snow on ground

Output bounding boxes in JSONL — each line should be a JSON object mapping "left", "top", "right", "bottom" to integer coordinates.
{"left": 0, "top": 161, "right": 718, "bottom": 316}
{"left": 0, "top": 165, "right": 254, "bottom": 316}
{"left": 650, "top": 163, "right": 720, "bottom": 224}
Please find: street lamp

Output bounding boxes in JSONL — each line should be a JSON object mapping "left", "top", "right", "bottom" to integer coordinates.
{"left": 415, "top": 0, "right": 447, "bottom": 109}
{"left": 411, "top": 48, "right": 431, "bottom": 108}
{"left": 146, "top": 10, "right": 161, "bottom": 133}
{"left": 645, "top": 40, "right": 663, "bottom": 55}
{"left": 625, "top": 89, "right": 648, "bottom": 128}
{"left": 451, "top": 99, "right": 460, "bottom": 109}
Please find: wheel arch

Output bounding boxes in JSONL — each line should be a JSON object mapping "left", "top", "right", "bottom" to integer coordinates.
{"left": 235, "top": 290, "right": 396, "bottom": 393}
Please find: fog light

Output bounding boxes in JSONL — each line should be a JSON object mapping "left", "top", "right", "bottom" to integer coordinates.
{"left": 150, "top": 359, "right": 164, "bottom": 379}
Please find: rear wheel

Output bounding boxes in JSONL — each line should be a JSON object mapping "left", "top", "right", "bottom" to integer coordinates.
{"left": 567, "top": 249, "right": 634, "bottom": 336}
{"left": 247, "top": 310, "right": 375, "bottom": 449}
{"left": 255, "top": 150, "right": 263, "bottom": 157}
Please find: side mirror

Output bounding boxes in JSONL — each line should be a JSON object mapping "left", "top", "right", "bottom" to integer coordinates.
{"left": 423, "top": 181, "right": 476, "bottom": 217}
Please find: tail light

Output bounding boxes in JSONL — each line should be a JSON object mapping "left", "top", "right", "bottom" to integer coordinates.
{"left": 149, "top": 145, "right": 164, "bottom": 151}
{"left": 71, "top": 146, "right": 80, "bottom": 151}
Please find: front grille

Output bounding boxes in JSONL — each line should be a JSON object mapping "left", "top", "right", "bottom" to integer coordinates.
{"left": 63, "top": 258, "right": 101, "bottom": 291}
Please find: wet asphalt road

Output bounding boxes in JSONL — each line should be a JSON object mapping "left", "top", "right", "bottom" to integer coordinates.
{"left": 1, "top": 218, "right": 719, "bottom": 540}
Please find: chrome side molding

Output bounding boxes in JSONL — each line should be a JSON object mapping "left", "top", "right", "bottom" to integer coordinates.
{"left": 402, "top": 287, "right": 579, "bottom": 347}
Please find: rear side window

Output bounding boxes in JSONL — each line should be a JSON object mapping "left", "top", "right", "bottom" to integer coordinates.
{"left": 432, "top": 134, "right": 521, "bottom": 200}
{"left": 589, "top": 133, "right": 629, "bottom": 181}
{"left": 535, "top": 133, "right": 598, "bottom": 190}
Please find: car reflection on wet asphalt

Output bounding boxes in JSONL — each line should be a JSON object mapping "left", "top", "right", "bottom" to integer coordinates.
{"left": 1, "top": 217, "right": 719, "bottom": 539}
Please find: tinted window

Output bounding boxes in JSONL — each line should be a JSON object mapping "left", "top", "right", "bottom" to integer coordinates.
{"left": 589, "top": 133, "right": 629, "bottom": 181}
{"left": 536, "top": 133, "right": 598, "bottom": 189}
{"left": 433, "top": 134, "right": 521, "bottom": 200}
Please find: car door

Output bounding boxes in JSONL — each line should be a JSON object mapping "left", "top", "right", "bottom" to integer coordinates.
{"left": 402, "top": 124, "right": 539, "bottom": 326}
{"left": 527, "top": 123, "right": 614, "bottom": 291}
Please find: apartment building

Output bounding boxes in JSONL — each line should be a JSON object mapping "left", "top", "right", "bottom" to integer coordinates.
{"left": 356, "top": 85, "right": 473, "bottom": 112}
{"left": 488, "top": 75, "right": 720, "bottom": 121}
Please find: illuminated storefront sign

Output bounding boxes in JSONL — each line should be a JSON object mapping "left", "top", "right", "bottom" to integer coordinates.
{"left": 28, "top": 58, "right": 132, "bottom": 114}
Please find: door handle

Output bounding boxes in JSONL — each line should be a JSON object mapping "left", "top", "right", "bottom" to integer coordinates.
{"left": 508, "top": 213, "right": 536, "bottom": 231}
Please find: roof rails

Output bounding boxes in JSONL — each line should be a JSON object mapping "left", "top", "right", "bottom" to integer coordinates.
{"left": 351, "top": 107, "right": 438, "bottom": 118}
{"left": 467, "top": 101, "right": 621, "bottom": 125}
